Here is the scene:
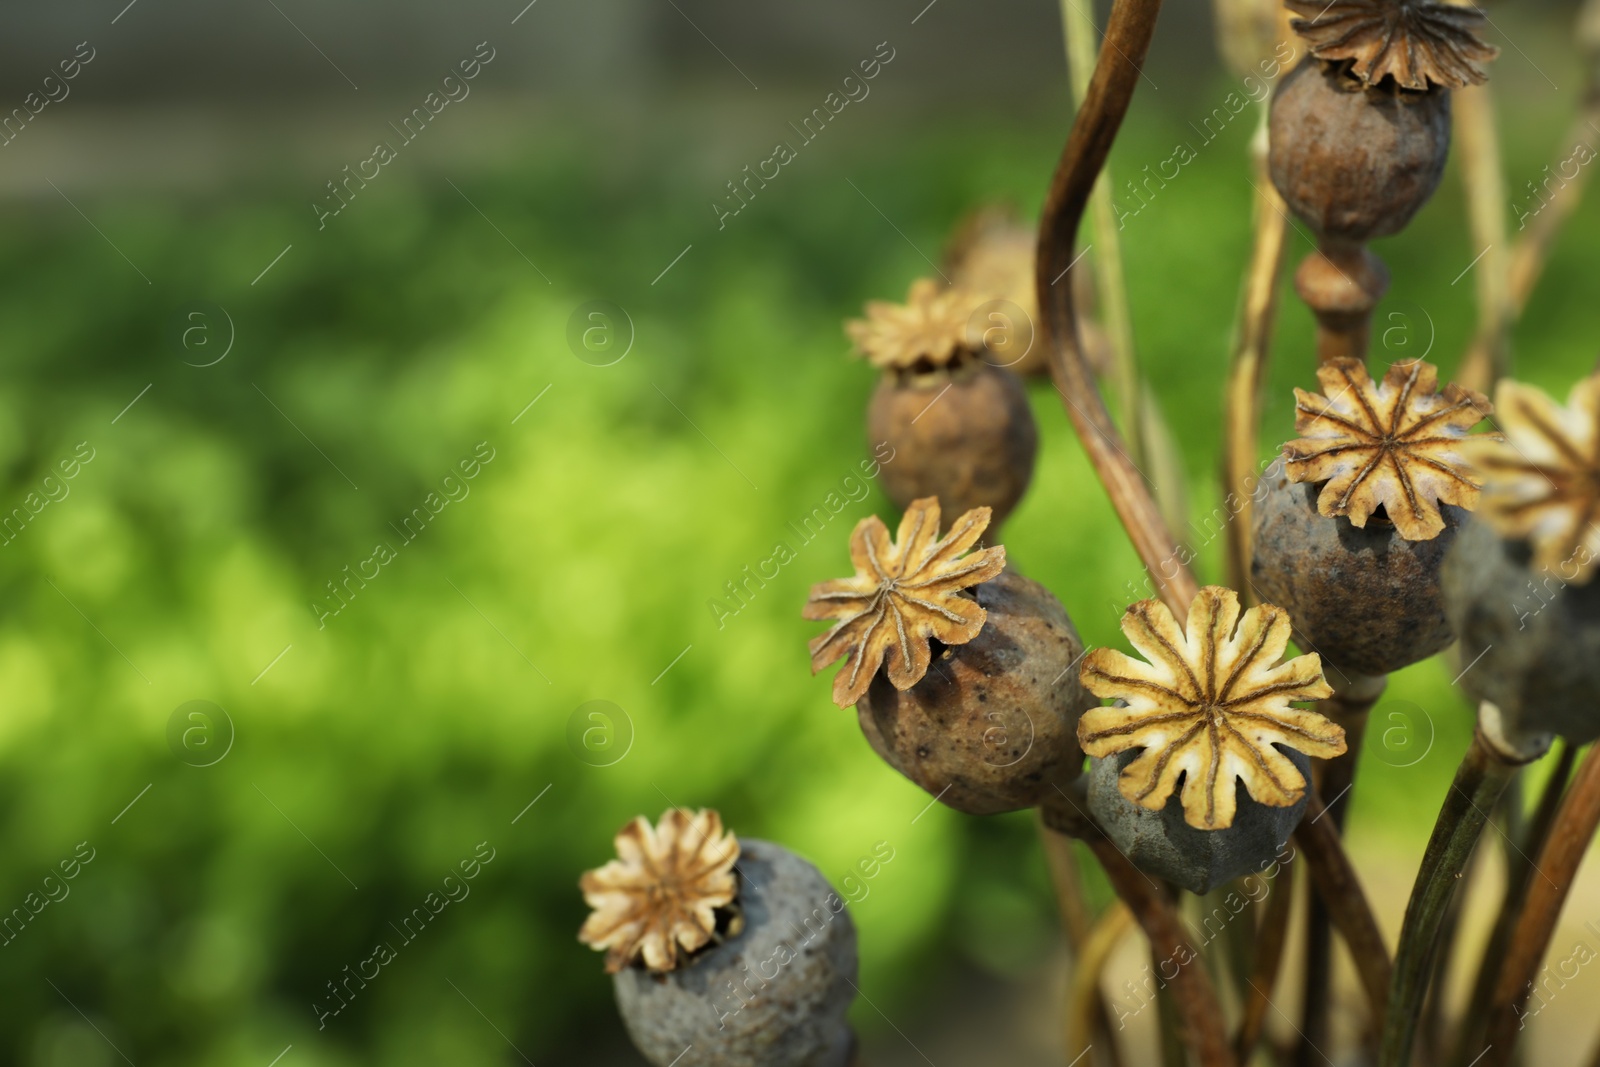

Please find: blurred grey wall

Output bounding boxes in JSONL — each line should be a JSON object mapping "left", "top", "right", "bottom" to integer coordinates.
{"left": 0, "top": 0, "right": 1219, "bottom": 104}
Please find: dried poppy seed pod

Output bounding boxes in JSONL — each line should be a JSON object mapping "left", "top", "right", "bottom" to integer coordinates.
{"left": 1442, "top": 523, "right": 1600, "bottom": 743}
{"left": 850, "top": 279, "right": 1038, "bottom": 530}
{"left": 805, "top": 498, "right": 1088, "bottom": 814}
{"left": 1075, "top": 588, "right": 1341, "bottom": 889}
{"left": 1442, "top": 373, "right": 1600, "bottom": 742}
{"left": 1087, "top": 746, "right": 1310, "bottom": 894}
{"left": 1251, "top": 358, "right": 1496, "bottom": 675}
{"left": 581, "top": 811, "right": 858, "bottom": 1067}
{"left": 1272, "top": 0, "right": 1496, "bottom": 359}
{"left": 857, "top": 568, "right": 1089, "bottom": 814}
{"left": 1270, "top": 59, "right": 1452, "bottom": 245}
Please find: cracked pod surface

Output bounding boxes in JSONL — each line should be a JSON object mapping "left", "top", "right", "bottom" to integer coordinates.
{"left": 856, "top": 570, "right": 1089, "bottom": 815}
{"left": 1088, "top": 747, "right": 1309, "bottom": 895}
{"left": 1442, "top": 518, "right": 1600, "bottom": 744}
{"left": 1252, "top": 466, "right": 1468, "bottom": 676}
{"left": 611, "top": 839, "right": 857, "bottom": 1067}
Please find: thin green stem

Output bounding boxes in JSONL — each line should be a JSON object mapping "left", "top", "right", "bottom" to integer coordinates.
{"left": 1380, "top": 732, "right": 1522, "bottom": 1067}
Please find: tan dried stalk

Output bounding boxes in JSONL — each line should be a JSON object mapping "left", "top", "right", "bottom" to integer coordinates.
{"left": 1222, "top": 122, "right": 1289, "bottom": 595}
{"left": 1452, "top": 80, "right": 1513, "bottom": 393}
{"left": 1064, "top": 901, "right": 1135, "bottom": 1065}
{"left": 1459, "top": 0, "right": 1600, "bottom": 389}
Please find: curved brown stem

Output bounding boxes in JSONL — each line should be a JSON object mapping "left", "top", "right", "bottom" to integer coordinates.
{"left": 1036, "top": 0, "right": 1199, "bottom": 618}
{"left": 1088, "top": 838, "right": 1238, "bottom": 1067}
{"left": 1293, "top": 786, "right": 1392, "bottom": 1029}
{"left": 1232, "top": 858, "right": 1296, "bottom": 1064}
{"left": 1478, "top": 742, "right": 1600, "bottom": 1066}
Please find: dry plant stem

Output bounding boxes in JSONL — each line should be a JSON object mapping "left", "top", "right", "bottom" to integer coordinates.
{"left": 1461, "top": 0, "right": 1600, "bottom": 388}
{"left": 1039, "top": 816, "right": 1127, "bottom": 1067}
{"left": 1222, "top": 122, "right": 1290, "bottom": 595}
{"left": 1065, "top": 901, "right": 1135, "bottom": 1067}
{"left": 1039, "top": 814, "right": 1097, "bottom": 946}
{"left": 1452, "top": 80, "right": 1512, "bottom": 393}
{"left": 1060, "top": 0, "right": 1145, "bottom": 469}
{"left": 1380, "top": 728, "right": 1533, "bottom": 1067}
{"left": 1505, "top": 103, "right": 1600, "bottom": 309}
{"left": 1450, "top": 741, "right": 1576, "bottom": 1067}
{"left": 1479, "top": 743, "right": 1600, "bottom": 1066}
{"left": 1037, "top": 0, "right": 1200, "bottom": 618}
{"left": 1293, "top": 786, "right": 1393, "bottom": 1027}
{"left": 1296, "top": 673, "right": 1382, "bottom": 1064}
{"left": 1088, "top": 837, "right": 1239, "bottom": 1067}
{"left": 1233, "top": 859, "right": 1297, "bottom": 1064}
{"left": 1154, "top": 957, "right": 1188, "bottom": 1067}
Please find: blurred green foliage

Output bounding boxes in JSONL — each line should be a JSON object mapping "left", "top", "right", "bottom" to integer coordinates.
{"left": 0, "top": 50, "right": 1597, "bottom": 1064}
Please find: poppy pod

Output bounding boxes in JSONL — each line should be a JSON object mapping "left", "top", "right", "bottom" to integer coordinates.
{"left": 581, "top": 812, "right": 858, "bottom": 1067}
{"left": 1075, "top": 587, "right": 1342, "bottom": 891}
{"left": 1251, "top": 359, "right": 1495, "bottom": 676}
{"left": 1270, "top": 0, "right": 1497, "bottom": 243}
{"left": 850, "top": 279, "right": 1038, "bottom": 531}
{"left": 805, "top": 499, "right": 1090, "bottom": 815}
{"left": 1442, "top": 373, "right": 1600, "bottom": 742}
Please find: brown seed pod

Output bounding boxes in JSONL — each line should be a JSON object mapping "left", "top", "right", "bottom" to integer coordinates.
{"left": 855, "top": 569, "right": 1090, "bottom": 815}
{"left": 849, "top": 280, "right": 1039, "bottom": 529}
{"left": 1252, "top": 464, "right": 1469, "bottom": 676}
{"left": 1269, "top": 57, "right": 1453, "bottom": 243}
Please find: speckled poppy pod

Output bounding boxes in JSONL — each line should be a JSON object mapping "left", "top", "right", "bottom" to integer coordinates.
{"left": 1252, "top": 358, "right": 1498, "bottom": 676}
{"left": 580, "top": 809, "right": 858, "bottom": 1067}
{"left": 848, "top": 279, "right": 1039, "bottom": 530}
{"left": 804, "top": 497, "right": 1090, "bottom": 815}
{"left": 1443, "top": 372, "right": 1600, "bottom": 743}
{"left": 1273, "top": 0, "right": 1496, "bottom": 242}
{"left": 1076, "top": 587, "right": 1342, "bottom": 892}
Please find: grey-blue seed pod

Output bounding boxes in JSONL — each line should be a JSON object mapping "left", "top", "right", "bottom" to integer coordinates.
{"left": 613, "top": 840, "right": 858, "bottom": 1067}
{"left": 1086, "top": 748, "right": 1309, "bottom": 895}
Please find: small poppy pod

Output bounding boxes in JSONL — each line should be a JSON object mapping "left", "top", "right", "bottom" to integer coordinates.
{"left": 850, "top": 280, "right": 1039, "bottom": 531}
{"left": 1269, "top": 58, "right": 1452, "bottom": 243}
{"left": 1441, "top": 522, "right": 1600, "bottom": 744}
{"left": 1252, "top": 468, "right": 1469, "bottom": 677}
{"left": 585, "top": 819, "right": 859, "bottom": 1067}
{"left": 855, "top": 569, "right": 1091, "bottom": 815}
